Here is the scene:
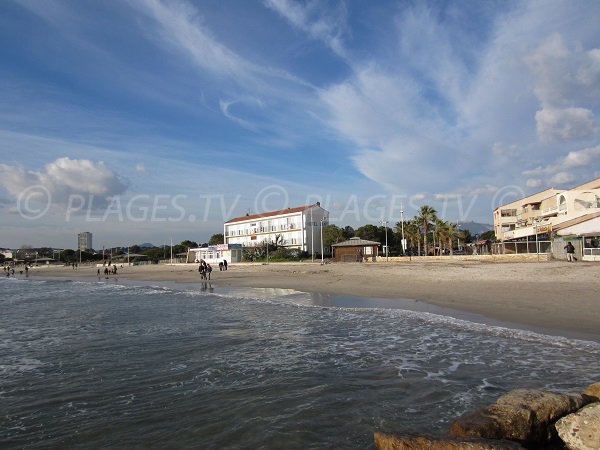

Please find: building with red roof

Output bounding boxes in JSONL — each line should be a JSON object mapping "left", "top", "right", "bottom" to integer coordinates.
{"left": 224, "top": 202, "right": 329, "bottom": 255}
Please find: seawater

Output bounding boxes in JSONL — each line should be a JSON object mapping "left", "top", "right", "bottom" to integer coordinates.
{"left": 1, "top": 277, "right": 599, "bottom": 449}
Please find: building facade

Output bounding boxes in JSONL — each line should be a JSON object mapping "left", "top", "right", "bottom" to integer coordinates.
{"left": 493, "top": 177, "right": 600, "bottom": 261}
{"left": 77, "top": 232, "right": 93, "bottom": 251}
{"left": 187, "top": 244, "right": 243, "bottom": 265}
{"left": 224, "top": 203, "right": 329, "bottom": 255}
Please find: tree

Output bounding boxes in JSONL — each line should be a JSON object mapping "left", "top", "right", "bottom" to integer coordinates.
{"left": 343, "top": 226, "right": 355, "bottom": 239}
{"left": 208, "top": 234, "right": 224, "bottom": 245}
{"left": 445, "top": 221, "right": 458, "bottom": 255}
{"left": 180, "top": 240, "right": 198, "bottom": 249}
{"left": 60, "top": 249, "right": 76, "bottom": 263}
{"left": 433, "top": 218, "right": 450, "bottom": 255}
{"left": 480, "top": 230, "right": 496, "bottom": 241}
{"left": 417, "top": 205, "right": 437, "bottom": 256}
{"left": 407, "top": 218, "right": 422, "bottom": 255}
{"left": 322, "top": 225, "right": 345, "bottom": 246}
{"left": 355, "top": 224, "right": 381, "bottom": 242}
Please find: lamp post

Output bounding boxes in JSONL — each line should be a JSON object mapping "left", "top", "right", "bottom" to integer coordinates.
{"left": 456, "top": 222, "right": 461, "bottom": 252}
{"left": 400, "top": 202, "right": 406, "bottom": 256}
{"left": 381, "top": 220, "right": 389, "bottom": 262}
{"left": 310, "top": 207, "right": 314, "bottom": 262}
{"left": 320, "top": 218, "right": 324, "bottom": 264}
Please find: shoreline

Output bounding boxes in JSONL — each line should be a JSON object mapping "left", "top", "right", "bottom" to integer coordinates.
{"left": 21, "top": 259, "right": 600, "bottom": 342}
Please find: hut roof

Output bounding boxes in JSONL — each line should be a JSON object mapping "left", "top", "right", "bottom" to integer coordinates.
{"left": 331, "top": 237, "right": 381, "bottom": 247}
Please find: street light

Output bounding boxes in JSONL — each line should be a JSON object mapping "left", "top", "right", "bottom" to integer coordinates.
{"left": 320, "top": 217, "right": 325, "bottom": 264}
{"left": 381, "top": 220, "right": 389, "bottom": 262}
{"left": 400, "top": 202, "right": 406, "bottom": 256}
{"left": 456, "top": 222, "right": 461, "bottom": 252}
{"left": 310, "top": 207, "right": 314, "bottom": 262}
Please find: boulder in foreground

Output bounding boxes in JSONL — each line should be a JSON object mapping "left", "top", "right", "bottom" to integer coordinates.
{"left": 449, "top": 389, "right": 591, "bottom": 445}
{"left": 374, "top": 431, "right": 525, "bottom": 449}
{"left": 555, "top": 402, "right": 600, "bottom": 450}
{"left": 583, "top": 382, "right": 600, "bottom": 400}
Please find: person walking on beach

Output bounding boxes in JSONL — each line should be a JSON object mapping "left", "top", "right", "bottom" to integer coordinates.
{"left": 223, "top": 259, "right": 228, "bottom": 270}
{"left": 564, "top": 241, "right": 577, "bottom": 262}
{"left": 206, "top": 264, "right": 212, "bottom": 280}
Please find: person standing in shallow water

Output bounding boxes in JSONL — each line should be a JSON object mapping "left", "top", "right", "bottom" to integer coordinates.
{"left": 564, "top": 241, "right": 577, "bottom": 262}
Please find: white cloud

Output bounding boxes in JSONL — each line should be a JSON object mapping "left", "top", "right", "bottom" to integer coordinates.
{"left": 562, "top": 145, "right": 600, "bottom": 168}
{"left": 131, "top": 0, "right": 314, "bottom": 93}
{"left": 219, "top": 97, "right": 265, "bottom": 131}
{"left": 521, "top": 145, "right": 600, "bottom": 186}
{"left": 526, "top": 178, "right": 542, "bottom": 188}
{"left": 135, "top": 163, "right": 146, "bottom": 173}
{"left": 549, "top": 172, "right": 574, "bottom": 185}
{"left": 535, "top": 107, "right": 597, "bottom": 142}
{"left": 0, "top": 157, "right": 128, "bottom": 209}
{"left": 263, "top": 0, "right": 348, "bottom": 58}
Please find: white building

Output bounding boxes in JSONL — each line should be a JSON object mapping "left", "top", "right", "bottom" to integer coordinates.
{"left": 187, "top": 244, "right": 243, "bottom": 265}
{"left": 493, "top": 177, "right": 600, "bottom": 261}
{"left": 224, "top": 203, "right": 329, "bottom": 255}
{"left": 1, "top": 249, "right": 13, "bottom": 260}
{"left": 78, "top": 232, "right": 92, "bottom": 251}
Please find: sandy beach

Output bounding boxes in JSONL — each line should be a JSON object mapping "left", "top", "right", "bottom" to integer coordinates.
{"left": 26, "top": 259, "right": 600, "bottom": 342}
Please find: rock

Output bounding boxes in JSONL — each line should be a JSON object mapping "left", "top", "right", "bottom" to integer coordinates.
{"left": 449, "top": 389, "right": 592, "bottom": 445}
{"left": 555, "top": 402, "right": 600, "bottom": 450}
{"left": 373, "top": 432, "right": 525, "bottom": 449}
{"left": 583, "top": 382, "right": 600, "bottom": 400}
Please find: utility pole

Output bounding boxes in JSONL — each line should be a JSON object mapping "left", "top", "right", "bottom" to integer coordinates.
{"left": 310, "top": 207, "right": 314, "bottom": 261}
{"left": 381, "top": 220, "right": 389, "bottom": 261}
{"left": 320, "top": 218, "right": 324, "bottom": 264}
{"left": 400, "top": 202, "right": 406, "bottom": 256}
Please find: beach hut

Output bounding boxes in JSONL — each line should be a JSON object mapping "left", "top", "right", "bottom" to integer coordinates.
{"left": 331, "top": 237, "right": 380, "bottom": 262}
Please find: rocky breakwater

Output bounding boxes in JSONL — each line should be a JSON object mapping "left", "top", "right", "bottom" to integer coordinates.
{"left": 375, "top": 382, "right": 600, "bottom": 450}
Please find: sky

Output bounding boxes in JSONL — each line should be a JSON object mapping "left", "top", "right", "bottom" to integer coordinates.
{"left": 1, "top": 0, "right": 600, "bottom": 249}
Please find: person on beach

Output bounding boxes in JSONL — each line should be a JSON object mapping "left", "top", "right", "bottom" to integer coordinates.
{"left": 223, "top": 259, "right": 228, "bottom": 270}
{"left": 199, "top": 264, "right": 206, "bottom": 280}
{"left": 206, "top": 264, "right": 212, "bottom": 280}
{"left": 219, "top": 261, "right": 223, "bottom": 271}
{"left": 564, "top": 242, "right": 577, "bottom": 262}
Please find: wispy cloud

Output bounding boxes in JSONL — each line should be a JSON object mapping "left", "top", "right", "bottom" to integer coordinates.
{"left": 263, "top": 0, "right": 349, "bottom": 59}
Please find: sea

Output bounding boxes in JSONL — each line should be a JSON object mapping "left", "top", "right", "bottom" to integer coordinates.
{"left": 1, "top": 276, "right": 599, "bottom": 449}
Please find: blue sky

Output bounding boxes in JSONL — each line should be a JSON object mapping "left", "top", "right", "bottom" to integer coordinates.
{"left": 1, "top": 0, "right": 600, "bottom": 249}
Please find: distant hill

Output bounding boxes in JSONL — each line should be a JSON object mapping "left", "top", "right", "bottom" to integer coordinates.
{"left": 458, "top": 221, "right": 493, "bottom": 235}
{"left": 138, "top": 242, "right": 156, "bottom": 249}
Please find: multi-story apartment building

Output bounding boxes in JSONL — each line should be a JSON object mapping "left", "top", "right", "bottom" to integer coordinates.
{"left": 224, "top": 203, "right": 329, "bottom": 255}
{"left": 77, "top": 232, "right": 93, "bottom": 252}
{"left": 493, "top": 177, "right": 600, "bottom": 260}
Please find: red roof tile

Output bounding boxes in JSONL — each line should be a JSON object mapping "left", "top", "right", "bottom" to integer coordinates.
{"left": 225, "top": 204, "right": 317, "bottom": 224}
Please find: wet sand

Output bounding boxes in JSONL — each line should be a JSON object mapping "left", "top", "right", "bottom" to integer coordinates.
{"left": 27, "top": 259, "right": 600, "bottom": 341}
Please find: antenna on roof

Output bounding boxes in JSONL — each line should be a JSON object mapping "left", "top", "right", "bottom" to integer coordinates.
{"left": 246, "top": 209, "right": 251, "bottom": 216}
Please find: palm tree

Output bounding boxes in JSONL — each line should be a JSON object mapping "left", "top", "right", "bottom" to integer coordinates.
{"left": 406, "top": 217, "right": 422, "bottom": 255}
{"left": 417, "top": 205, "right": 437, "bottom": 256}
{"left": 445, "top": 221, "right": 457, "bottom": 255}
{"left": 434, "top": 218, "right": 450, "bottom": 255}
